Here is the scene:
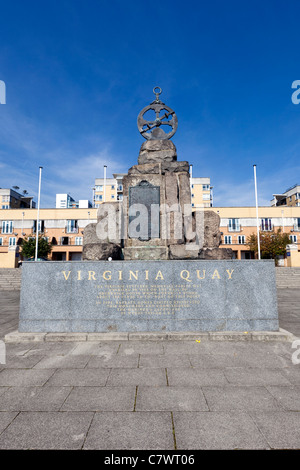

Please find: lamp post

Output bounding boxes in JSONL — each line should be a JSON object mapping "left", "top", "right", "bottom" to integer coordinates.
{"left": 35, "top": 166, "right": 43, "bottom": 262}
{"left": 189, "top": 164, "right": 193, "bottom": 203}
{"left": 103, "top": 165, "right": 107, "bottom": 203}
{"left": 253, "top": 165, "right": 261, "bottom": 260}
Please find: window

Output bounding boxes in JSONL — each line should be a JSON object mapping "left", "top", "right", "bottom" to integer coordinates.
{"left": 2, "top": 195, "right": 9, "bottom": 202}
{"left": 117, "top": 184, "right": 123, "bottom": 191}
{"left": 67, "top": 220, "right": 78, "bottom": 233}
{"left": 0, "top": 238, "right": 2, "bottom": 245}
{"left": 224, "top": 236, "right": 232, "bottom": 244}
{"left": 191, "top": 194, "right": 194, "bottom": 198}
{"left": 191, "top": 184, "right": 194, "bottom": 188}
{"left": 238, "top": 235, "right": 245, "bottom": 244}
{"left": 228, "top": 218, "right": 240, "bottom": 231}
{"left": 202, "top": 184, "right": 210, "bottom": 191}
{"left": 95, "top": 194, "right": 103, "bottom": 201}
{"left": 111, "top": 185, "right": 115, "bottom": 190}
{"left": 2, "top": 221, "right": 13, "bottom": 234}
{"left": 295, "top": 218, "right": 300, "bottom": 230}
{"left": 95, "top": 185, "right": 103, "bottom": 191}
{"left": 192, "top": 203, "right": 195, "bottom": 207}
{"left": 290, "top": 235, "right": 297, "bottom": 243}
{"left": 9, "top": 237, "right": 16, "bottom": 246}
{"left": 261, "top": 218, "right": 272, "bottom": 231}
{"left": 75, "top": 237, "right": 83, "bottom": 245}
{"left": 117, "top": 195, "right": 123, "bottom": 201}
{"left": 111, "top": 195, "right": 115, "bottom": 199}
{"left": 33, "top": 220, "right": 44, "bottom": 233}
{"left": 203, "top": 194, "right": 210, "bottom": 200}
{"left": 2, "top": 205, "right": 9, "bottom": 209}
{"left": 43, "top": 237, "right": 49, "bottom": 243}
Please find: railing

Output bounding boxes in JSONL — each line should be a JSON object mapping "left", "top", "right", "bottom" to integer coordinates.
{"left": 261, "top": 224, "right": 273, "bottom": 231}
{"left": 52, "top": 238, "right": 83, "bottom": 246}
{"left": 293, "top": 224, "right": 300, "bottom": 232}
{"left": 65, "top": 226, "right": 79, "bottom": 234}
{"left": 227, "top": 224, "right": 241, "bottom": 232}
{"left": 0, "top": 227, "right": 14, "bottom": 234}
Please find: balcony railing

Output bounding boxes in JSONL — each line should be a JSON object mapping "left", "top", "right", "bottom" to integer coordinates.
{"left": 65, "top": 226, "right": 79, "bottom": 234}
{"left": 261, "top": 224, "right": 273, "bottom": 231}
{"left": 293, "top": 224, "right": 300, "bottom": 232}
{"left": 227, "top": 224, "right": 241, "bottom": 232}
{"left": 0, "top": 227, "right": 14, "bottom": 234}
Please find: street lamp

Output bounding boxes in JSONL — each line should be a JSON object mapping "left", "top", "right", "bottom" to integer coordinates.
{"left": 103, "top": 165, "right": 107, "bottom": 203}
{"left": 253, "top": 165, "right": 261, "bottom": 260}
{"left": 35, "top": 167, "right": 43, "bottom": 262}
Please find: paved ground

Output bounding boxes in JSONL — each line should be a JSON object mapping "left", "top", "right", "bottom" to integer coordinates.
{"left": 0, "top": 289, "right": 299, "bottom": 450}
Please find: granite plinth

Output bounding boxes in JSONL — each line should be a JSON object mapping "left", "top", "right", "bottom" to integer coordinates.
{"left": 18, "top": 260, "right": 279, "bottom": 333}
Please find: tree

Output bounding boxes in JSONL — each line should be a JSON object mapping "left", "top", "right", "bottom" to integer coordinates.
{"left": 21, "top": 236, "right": 52, "bottom": 259}
{"left": 246, "top": 229, "right": 290, "bottom": 262}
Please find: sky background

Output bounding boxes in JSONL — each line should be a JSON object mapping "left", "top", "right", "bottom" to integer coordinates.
{"left": 0, "top": 0, "right": 300, "bottom": 208}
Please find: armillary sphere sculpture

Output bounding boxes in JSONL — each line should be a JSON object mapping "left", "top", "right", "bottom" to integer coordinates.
{"left": 137, "top": 87, "right": 178, "bottom": 140}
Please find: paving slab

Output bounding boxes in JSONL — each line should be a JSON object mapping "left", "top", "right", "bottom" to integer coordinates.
{"left": 86, "top": 354, "right": 139, "bottom": 369}
{"left": 33, "top": 355, "right": 90, "bottom": 369}
{"left": 0, "top": 386, "right": 72, "bottom": 411}
{"left": 173, "top": 411, "right": 270, "bottom": 449}
{"left": 106, "top": 368, "right": 167, "bottom": 387}
{"left": 61, "top": 386, "right": 136, "bottom": 412}
{"left": 279, "top": 367, "right": 300, "bottom": 385}
{"left": 0, "top": 369, "right": 56, "bottom": 387}
{"left": 201, "top": 385, "right": 283, "bottom": 411}
{"left": 266, "top": 385, "right": 300, "bottom": 411}
{"left": 250, "top": 411, "right": 300, "bottom": 449}
{"left": 135, "top": 386, "right": 209, "bottom": 411}
{"left": 0, "top": 411, "right": 94, "bottom": 449}
{"left": 83, "top": 412, "right": 175, "bottom": 450}
{"left": 2, "top": 355, "right": 44, "bottom": 369}
{"left": 0, "top": 412, "right": 18, "bottom": 434}
{"left": 118, "top": 342, "right": 165, "bottom": 356}
{"left": 46, "top": 368, "right": 110, "bottom": 387}
{"left": 69, "top": 342, "right": 120, "bottom": 356}
{"left": 167, "top": 367, "right": 227, "bottom": 387}
{"left": 139, "top": 354, "right": 191, "bottom": 369}
{"left": 224, "top": 368, "right": 292, "bottom": 386}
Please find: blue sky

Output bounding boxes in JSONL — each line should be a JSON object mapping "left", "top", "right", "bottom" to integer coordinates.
{"left": 0, "top": 0, "right": 300, "bottom": 207}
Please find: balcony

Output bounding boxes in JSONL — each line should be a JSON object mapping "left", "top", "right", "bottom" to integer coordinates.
{"left": 261, "top": 224, "right": 273, "bottom": 232}
{"left": 0, "top": 227, "right": 14, "bottom": 235}
{"left": 51, "top": 236, "right": 83, "bottom": 246}
{"left": 227, "top": 224, "right": 241, "bottom": 232}
{"left": 117, "top": 185, "right": 123, "bottom": 193}
{"left": 65, "top": 226, "right": 79, "bottom": 234}
{"left": 293, "top": 224, "right": 300, "bottom": 232}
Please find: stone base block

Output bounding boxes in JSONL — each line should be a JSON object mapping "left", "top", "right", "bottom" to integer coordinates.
{"left": 5, "top": 328, "right": 295, "bottom": 343}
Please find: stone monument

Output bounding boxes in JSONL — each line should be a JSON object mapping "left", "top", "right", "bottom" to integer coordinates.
{"left": 15, "top": 87, "right": 280, "bottom": 335}
{"left": 83, "top": 87, "right": 232, "bottom": 261}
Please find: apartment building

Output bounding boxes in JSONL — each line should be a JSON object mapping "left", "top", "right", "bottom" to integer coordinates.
{"left": 0, "top": 188, "right": 35, "bottom": 210}
{"left": 213, "top": 206, "right": 300, "bottom": 265}
{"left": 0, "top": 208, "right": 97, "bottom": 267}
{"left": 94, "top": 174, "right": 126, "bottom": 207}
{"left": 271, "top": 184, "right": 300, "bottom": 207}
{"left": 190, "top": 177, "right": 213, "bottom": 208}
{"left": 94, "top": 175, "right": 213, "bottom": 208}
{"left": 1, "top": 205, "right": 300, "bottom": 268}
{"left": 56, "top": 193, "right": 92, "bottom": 209}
